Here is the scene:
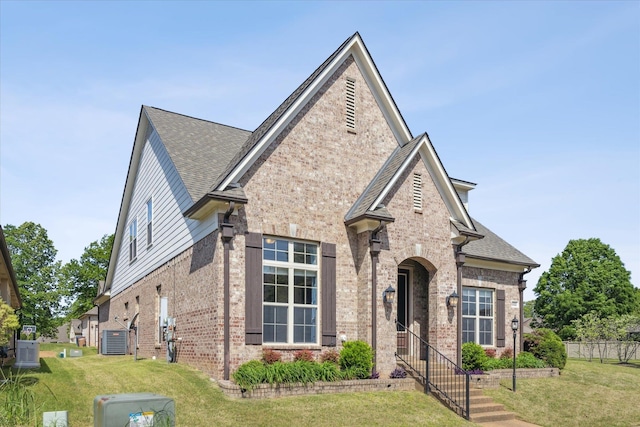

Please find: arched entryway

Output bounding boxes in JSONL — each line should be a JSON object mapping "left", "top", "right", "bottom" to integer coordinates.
{"left": 396, "top": 258, "right": 435, "bottom": 358}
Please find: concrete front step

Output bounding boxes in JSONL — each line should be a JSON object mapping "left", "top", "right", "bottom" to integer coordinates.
{"left": 470, "top": 402, "right": 507, "bottom": 414}
{"left": 470, "top": 410, "right": 516, "bottom": 423}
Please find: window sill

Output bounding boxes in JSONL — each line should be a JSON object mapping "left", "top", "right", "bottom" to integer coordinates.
{"left": 262, "top": 344, "right": 323, "bottom": 350}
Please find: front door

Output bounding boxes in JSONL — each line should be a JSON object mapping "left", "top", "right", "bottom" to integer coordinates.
{"left": 396, "top": 268, "right": 410, "bottom": 354}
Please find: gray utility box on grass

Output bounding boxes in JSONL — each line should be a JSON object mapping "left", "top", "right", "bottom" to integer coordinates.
{"left": 101, "top": 330, "right": 127, "bottom": 355}
{"left": 94, "top": 393, "right": 175, "bottom": 427}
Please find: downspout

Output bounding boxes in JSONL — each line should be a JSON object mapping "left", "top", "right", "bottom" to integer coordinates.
{"left": 369, "top": 221, "right": 386, "bottom": 373}
{"left": 221, "top": 202, "right": 236, "bottom": 381}
{"left": 455, "top": 237, "right": 472, "bottom": 367}
{"left": 518, "top": 267, "right": 532, "bottom": 353}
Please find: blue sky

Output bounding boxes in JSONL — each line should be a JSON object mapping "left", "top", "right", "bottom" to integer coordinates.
{"left": 1, "top": 1, "right": 638, "bottom": 301}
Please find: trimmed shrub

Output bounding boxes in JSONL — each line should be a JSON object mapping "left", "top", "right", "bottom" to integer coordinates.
{"left": 516, "top": 351, "right": 547, "bottom": 368}
{"left": 339, "top": 340, "right": 374, "bottom": 379}
{"left": 293, "top": 349, "right": 315, "bottom": 362}
{"left": 261, "top": 348, "right": 282, "bottom": 364}
{"left": 462, "top": 342, "right": 488, "bottom": 371}
{"left": 314, "top": 361, "right": 341, "bottom": 382}
{"left": 233, "top": 360, "right": 266, "bottom": 390}
{"left": 500, "top": 348, "right": 513, "bottom": 360}
{"left": 484, "top": 357, "right": 512, "bottom": 370}
{"left": 319, "top": 349, "right": 340, "bottom": 365}
{"left": 484, "top": 348, "right": 497, "bottom": 358}
{"left": 524, "top": 328, "right": 567, "bottom": 369}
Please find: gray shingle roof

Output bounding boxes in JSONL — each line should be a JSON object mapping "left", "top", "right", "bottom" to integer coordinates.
{"left": 464, "top": 218, "right": 539, "bottom": 267}
{"left": 144, "top": 106, "right": 252, "bottom": 202}
{"left": 210, "top": 33, "right": 359, "bottom": 192}
{"left": 345, "top": 134, "right": 424, "bottom": 222}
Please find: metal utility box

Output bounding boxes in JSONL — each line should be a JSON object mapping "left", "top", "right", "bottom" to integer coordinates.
{"left": 14, "top": 340, "right": 40, "bottom": 369}
{"left": 94, "top": 393, "right": 175, "bottom": 427}
{"left": 101, "top": 330, "right": 127, "bottom": 355}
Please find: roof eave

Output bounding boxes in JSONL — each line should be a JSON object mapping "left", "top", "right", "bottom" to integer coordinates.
{"left": 184, "top": 192, "right": 249, "bottom": 220}
{"left": 464, "top": 254, "right": 540, "bottom": 269}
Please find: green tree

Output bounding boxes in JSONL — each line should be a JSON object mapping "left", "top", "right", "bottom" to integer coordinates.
{"left": 3, "top": 222, "right": 63, "bottom": 337}
{"left": 523, "top": 300, "right": 536, "bottom": 318}
{"left": 61, "top": 234, "right": 113, "bottom": 319}
{"left": 0, "top": 301, "right": 19, "bottom": 345}
{"left": 534, "top": 238, "right": 637, "bottom": 332}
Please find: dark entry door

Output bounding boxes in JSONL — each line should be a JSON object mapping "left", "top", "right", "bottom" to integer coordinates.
{"left": 396, "top": 269, "right": 410, "bottom": 354}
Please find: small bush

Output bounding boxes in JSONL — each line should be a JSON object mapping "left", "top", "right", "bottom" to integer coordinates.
{"left": 484, "top": 357, "right": 512, "bottom": 370}
{"left": 390, "top": 367, "right": 407, "bottom": 379}
{"left": 462, "top": 342, "right": 488, "bottom": 371}
{"left": 293, "top": 349, "right": 315, "bottom": 362}
{"left": 319, "top": 349, "right": 340, "bottom": 364}
{"left": 500, "top": 348, "right": 513, "bottom": 360}
{"left": 233, "top": 360, "right": 266, "bottom": 390}
{"left": 516, "top": 351, "right": 547, "bottom": 368}
{"left": 524, "top": 328, "right": 567, "bottom": 369}
{"left": 315, "top": 361, "right": 341, "bottom": 382}
{"left": 369, "top": 370, "right": 380, "bottom": 379}
{"left": 484, "top": 348, "right": 496, "bottom": 358}
{"left": 262, "top": 348, "right": 282, "bottom": 364}
{"left": 339, "top": 340, "right": 374, "bottom": 379}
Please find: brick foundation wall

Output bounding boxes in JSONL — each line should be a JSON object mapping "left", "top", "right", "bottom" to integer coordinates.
{"left": 218, "top": 378, "right": 416, "bottom": 399}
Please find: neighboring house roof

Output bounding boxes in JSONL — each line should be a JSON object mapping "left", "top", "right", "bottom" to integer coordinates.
{"left": 78, "top": 307, "right": 98, "bottom": 319}
{"left": 0, "top": 226, "right": 22, "bottom": 309}
{"left": 144, "top": 106, "right": 252, "bottom": 202}
{"left": 464, "top": 219, "right": 539, "bottom": 267}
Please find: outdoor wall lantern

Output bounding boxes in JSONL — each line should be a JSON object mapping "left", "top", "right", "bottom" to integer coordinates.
{"left": 446, "top": 291, "right": 459, "bottom": 308}
{"left": 512, "top": 315, "right": 519, "bottom": 392}
{"left": 382, "top": 285, "right": 396, "bottom": 305}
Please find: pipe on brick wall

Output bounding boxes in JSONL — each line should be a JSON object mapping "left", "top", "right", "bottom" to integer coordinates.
{"left": 455, "top": 237, "right": 472, "bottom": 367}
{"left": 369, "top": 221, "right": 386, "bottom": 373}
{"left": 221, "top": 202, "right": 236, "bottom": 381}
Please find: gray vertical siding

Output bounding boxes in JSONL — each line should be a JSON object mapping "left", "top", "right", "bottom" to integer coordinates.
{"left": 111, "top": 128, "right": 219, "bottom": 296}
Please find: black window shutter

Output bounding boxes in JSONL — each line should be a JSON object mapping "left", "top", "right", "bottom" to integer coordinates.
{"left": 245, "top": 233, "right": 263, "bottom": 345}
{"left": 496, "top": 289, "right": 505, "bottom": 348}
{"left": 321, "top": 243, "right": 337, "bottom": 346}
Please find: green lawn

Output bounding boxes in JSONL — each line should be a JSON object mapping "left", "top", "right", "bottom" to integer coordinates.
{"left": 2, "top": 343, "right": 472, "bottom": 427}
{"left": 5, "top": 346, "right": 638, "bottom": 427}
{"left": 485, "top": 359, "right": 640, "bottom": 427}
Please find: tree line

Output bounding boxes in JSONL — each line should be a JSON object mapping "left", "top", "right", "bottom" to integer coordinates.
{"left": 3, "top": 221, "right": 113, "bottom": 338}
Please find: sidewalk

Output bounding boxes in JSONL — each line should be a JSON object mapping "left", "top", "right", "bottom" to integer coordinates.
{"left": 479, "top": 419, "right": 541, "bottom": 427}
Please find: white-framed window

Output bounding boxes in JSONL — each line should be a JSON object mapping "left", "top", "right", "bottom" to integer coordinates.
{"left": 129, "top": 218, "right": 137, "bottom": 262}
{"left": 462, "top": 287, "right": 494, "bottom": 346}
{"left": 146, "top": 198, "right": 153, "bottom": 247}
{"left": 262, "top": 237, "right": 319, "bottom": 344}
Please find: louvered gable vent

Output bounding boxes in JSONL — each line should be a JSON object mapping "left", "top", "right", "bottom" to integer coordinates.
{"left": 413, "top": 173, "right": 422, "bottom": 210}
{"left": 346, "top": 78, "right": 355, "bottom": 130}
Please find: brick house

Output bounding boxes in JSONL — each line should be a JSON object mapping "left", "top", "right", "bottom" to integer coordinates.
{"left": 96, "top": 33, "right": 538, "bottom": 380}
{"left": 1, "top": 225, "right": 22, "bottom": 351}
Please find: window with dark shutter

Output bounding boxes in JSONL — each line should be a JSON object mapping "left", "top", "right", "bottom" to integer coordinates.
{"left": 321, "top": 243, "right": 336, "bottom": 346}
{"left": 245, "top": 232, "right": 263, "bottom": 344}
{"left": 496, "top": 289, "right": 506, "bottom": 347}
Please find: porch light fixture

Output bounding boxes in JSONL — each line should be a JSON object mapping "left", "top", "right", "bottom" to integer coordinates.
{"left": 382, "top": 285, "right": 396, "bottom": 305}
{"left": 446, "top": 291, "right": 459, "bottom": 308}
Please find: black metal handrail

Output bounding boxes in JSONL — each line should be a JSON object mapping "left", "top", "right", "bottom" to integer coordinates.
{"left": 395, "top": 320, "right": 470, "bottom": 420}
